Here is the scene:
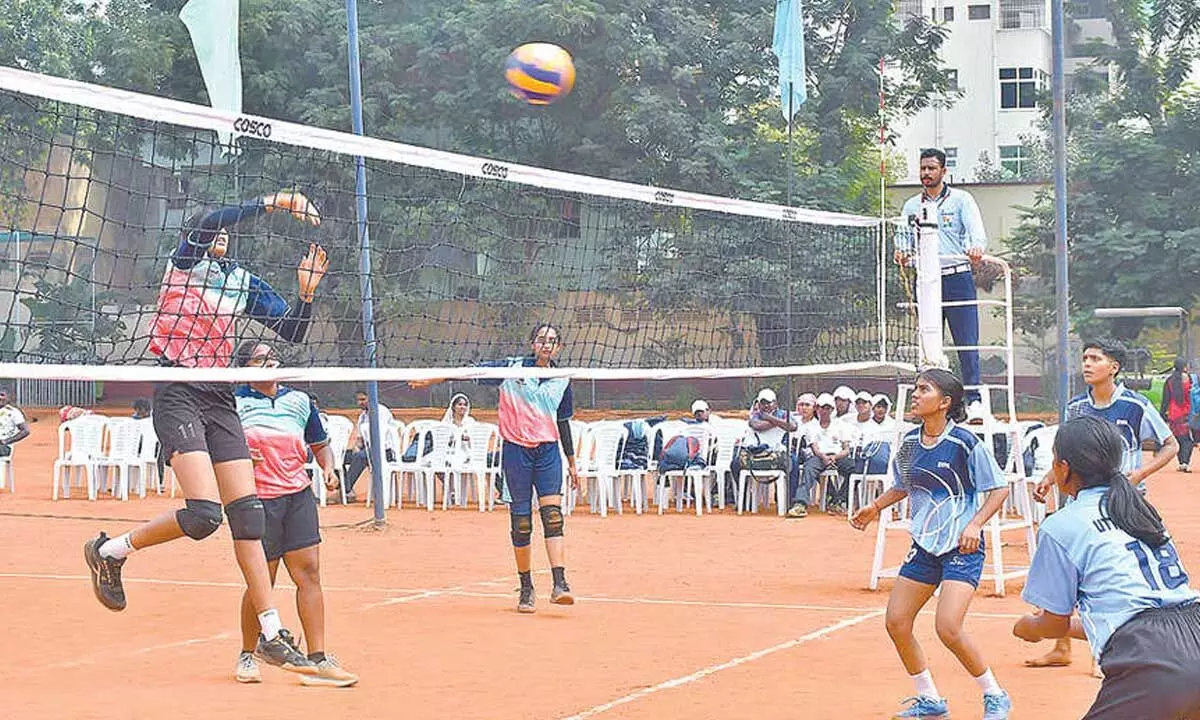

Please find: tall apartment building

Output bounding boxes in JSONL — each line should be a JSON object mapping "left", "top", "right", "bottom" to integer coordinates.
{"left": 890, "top": 0, "right": 1113, "bottom": 183}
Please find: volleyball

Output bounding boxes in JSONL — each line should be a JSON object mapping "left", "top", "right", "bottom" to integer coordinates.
{"left": 504, "top": 43, "right": 576, "bottom": 105}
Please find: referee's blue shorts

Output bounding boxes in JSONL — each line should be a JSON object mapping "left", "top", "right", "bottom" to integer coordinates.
{"left": 502, "top": 441, "right": 563, "bottom": 516}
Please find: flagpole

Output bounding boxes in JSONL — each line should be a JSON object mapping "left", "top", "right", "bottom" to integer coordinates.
{"left": 345, "top": 0, "right": 386, "bottom": 527}
{"left": 786, "top": 82, "right": 794, "bottom": 207}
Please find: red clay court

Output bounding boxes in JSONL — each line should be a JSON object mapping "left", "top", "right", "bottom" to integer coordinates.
{"left": 4, "top": 414, "right": 1190, "bottom": 719}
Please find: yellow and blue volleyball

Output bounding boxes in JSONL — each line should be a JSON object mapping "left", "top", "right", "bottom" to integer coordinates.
{"left": 505, "top": 43, "right": 576, "bottom": 105}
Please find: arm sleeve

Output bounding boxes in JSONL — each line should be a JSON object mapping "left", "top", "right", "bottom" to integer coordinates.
{"left": 961, "top": 194, "right": 988, "bottom": 251}
{"left": 303, "top": 399, "right": 328, "bottom": 446}
{"left": 1021, "top": 532, "right": 1079, "bottom": 616}
{"left": 969, "top": 441, "right": 1007, "bottom": 492}
{"left": 173, "top": 200, "right": 268, "bottom": 269}
{"left": 557, "top": 383, "right": 574, "bottom": 421}
{"left": 473, "top": 358, "right": 512, "bottom": 387}
{"left": 244, "top": 274, "right": 314, "bottom": 342}
{"left": 558, "top": 417, "right": 575, "bottom": 458}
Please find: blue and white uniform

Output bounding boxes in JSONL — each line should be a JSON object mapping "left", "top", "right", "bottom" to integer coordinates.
{"left": 897, "top": 186, "right": 987, "bottom": 403}
{"left": 1023, "top": 486, "right": 1200, "bottom": 718}
{"left": 478, "top": 356, "right": 573, "bottom": 537}
{"left": 1066, "top": 384, "right": 1172, "bottom": 486}
{"left": 892, "top": 421, "right": 1006, "bottom": 587}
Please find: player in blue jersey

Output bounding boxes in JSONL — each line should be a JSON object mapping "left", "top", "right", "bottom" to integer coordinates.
{"left": 1015, "top": 416, "right": 1200, "bottom": 718}
{"left": 410, "top": 323, "right": 578, "bottom": 614}
{"left": 851, "top": 369, "right": 1012, "bottom": 719}
{"left": 1027, "top": 339, "right": 1178, "bottom": 670}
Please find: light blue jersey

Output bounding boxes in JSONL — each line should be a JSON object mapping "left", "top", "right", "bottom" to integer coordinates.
{"left": 890, "top": 421, "right": 1007, "bottom": 556}
{"left": 1023, "top": 486, "right": 1198, "bottom": 659}
{"left": 1066, "top": 384, "right": 1171, "bottom": 476}
{"left": 896, "top": 186, "right": 987, "bottom": 269}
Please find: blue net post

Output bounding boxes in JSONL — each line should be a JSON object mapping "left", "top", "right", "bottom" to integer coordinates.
{"left": 346, "top": 0, "right": 386, "bottom": 526}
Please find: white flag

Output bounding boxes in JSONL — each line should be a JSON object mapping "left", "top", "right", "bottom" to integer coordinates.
{"left": 180, "top": 0, "right": 243, "bottom": 152}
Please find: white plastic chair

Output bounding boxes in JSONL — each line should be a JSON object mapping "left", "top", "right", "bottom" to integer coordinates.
{"left": 52, "top": 415, "right": 107, "bottom": 500}
{"left": 367, "top": 421, "right": 408, "bottom": 509}
{"left": 311, "top": 414, "right": 354, "bottom": 507}
{"left": 459, "top": 422, "right": 501, "bottom": 511}
{"left": 657, "top": 422, "right": 711, "bottom": 516}
{"left": 133, "top": 418, "right": 161, "bottom": 495}
{"left": 703, "top": 421, "right": 744, "bottom": 510}
{"left": 576, "top": 422, "right": 626, "bottom": 517}
{"left": 96, "top": 417, "right": 148, "bottom": 500}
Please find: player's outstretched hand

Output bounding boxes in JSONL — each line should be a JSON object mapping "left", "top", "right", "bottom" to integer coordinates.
{"left": 408, "top": 378, "right": 444, "bottom": 390}
{"left": 297, "top": 244, "right": 329, "bottom": 302}
{"left": 849, "top": 505, "right": 878, "bottom": 531}
{"left": 265, "top": 191, "right": 321, "bottom": 226}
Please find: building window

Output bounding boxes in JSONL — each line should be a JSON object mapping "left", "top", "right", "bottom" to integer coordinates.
{"left": 1000, "top": 0, "right": 1046, "bottom": 28}
{"left": 945, "top": 147, "right": 959, "bottom": 169}
{"left": 1067, "top": 0, "right": 1105, "bottom": 19}
{"left": 999, "top": 67, "right": 1039, "bottom": 108}
{"left": 944, "top": 5, "right": 956, "bottom": 21}
{"left": 897, "top": 0, "right": 923, "bottom": 20}
{"left": 968, "top": 4, "right": 991, "bottom": 19}
{"left": 999, "top": 145, "right": 1027, "bottom": 176}
{"left": 945, "top": 69, "right": 960, "bottom": 91}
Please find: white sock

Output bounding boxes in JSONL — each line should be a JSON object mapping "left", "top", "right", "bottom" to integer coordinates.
{"left": 257, "top": 608, "right": 282, "bottom": 640}
{"left": 974, "top": 667, "right": 1004, "bottom": 695}
{"left": 99, "top": 533, "right": 135, "bottom": 560}
{"left": 911, "top": 669, "right": 940, "bottom": 699}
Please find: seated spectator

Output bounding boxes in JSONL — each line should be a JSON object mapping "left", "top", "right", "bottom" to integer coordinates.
{"left": 845, "top": 391, "right": 875, "bottom": 443}
{"left": 832, "top": 385, "right": 856, "bottom": 421}
{"left": 787, "top": 393, "right": 817, "bottom": 498}
{"left": 342, "top": 390, "right": 396, "bottom": 502}
{"left": 0, "top": 388, "right": 30, "bottom": 458}
{"left": 790, "top": 393, "right": 855, "bottom": 517}
{"left": 686, "top": 399, "right": 713, "bottom": 424}
{"left": 737, "top": 388, "right": 796, "bottom": 509}
{"left": 857, "top": 394, "right": 896, "bottom": 474}
{"left": 441, "top": 393, "right": 476, "bottom": 465}
{"left": 59, "top": 405, "right": 93, "bottom": 422}
{"left": 132, "top": 397, "right": 152, "bottom": 420}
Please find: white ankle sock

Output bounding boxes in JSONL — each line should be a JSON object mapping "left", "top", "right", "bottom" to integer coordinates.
{"left": 257, "top": 609, "right": 282, "bottom": 640}
{"left": 99, "top": 533, "right": 135, "bottom": 560}
{"left": 911, "top": 669, "right": 940, "bottom": 699}
{"left": 974, "top": 667, "right": 1003, "bottom": 695}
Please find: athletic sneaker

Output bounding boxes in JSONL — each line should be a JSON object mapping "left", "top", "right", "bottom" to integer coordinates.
{"left": 786, "top": 503, "right": 808, "bottom": 518}
{"left": 550, "top": 581, "right": 575, "bottom": 606}
{"left": 255, "top": 629, "right": 317, "bottom": 674}
{"left": 83, "top": 532, "right": 127, "bottom": 611}
{"left": 517, "top": 585, "right": 536, "bottom": 613}
{"left": 235, "top": 651, "right": 261, "bottom": 684}
{"left": 893, "top": 695, "right": 949, "bottom": 719}
{"left": 300, "top": 655, "right": 359, "bottom": 687}
{"left": 982, "top": 691, "right": 1012, "bottom": 720}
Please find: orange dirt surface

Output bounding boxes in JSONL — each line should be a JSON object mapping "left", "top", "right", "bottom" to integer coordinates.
{"left": 4, "top": 415, "right": 1193, "bottom": 719}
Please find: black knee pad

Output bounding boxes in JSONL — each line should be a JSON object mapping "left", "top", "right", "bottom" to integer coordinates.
{"left": 176, "top": 499, "right": 223, "bottom": 540}
{"left": 224, "top": 495, "right": 266, "bottom": 541}
{"left": 539, "top": 504, "right": 564, "bottom": 538}
{"left": 510, "top": 514, "right": 533, "bottom": 548}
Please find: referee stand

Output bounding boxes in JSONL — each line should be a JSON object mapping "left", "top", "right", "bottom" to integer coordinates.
{"left": 870, "top": 203, "right": 1037, "bottom": 597}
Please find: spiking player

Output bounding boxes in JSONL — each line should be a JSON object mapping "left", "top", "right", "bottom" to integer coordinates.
{"left": 410, "top": 323, "right": 578, "bottom": 613}
{"left": 851, "top": 369, "right": 1012, "bottom": 719}
{"left": 84, "top": 191, "right": 327, "bottom": 676}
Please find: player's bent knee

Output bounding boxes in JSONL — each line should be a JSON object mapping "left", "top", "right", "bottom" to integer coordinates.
{"left": 539, "top": 504, "right": 565, "bottom": 538}
{"left": 225, "top": 495, "right": 266, "bottom": 541}
{"left": 175, "top": 499, "right": 223, "bottom": 540}
{"left": 510, "top": 513, "right": 533, "bottom": 547}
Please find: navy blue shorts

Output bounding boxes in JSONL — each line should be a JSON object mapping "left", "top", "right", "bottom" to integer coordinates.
{"left": 898, "top": 540, "right": 985, "bottom": 588}
{"left": 502, "top": 441, "right": 563, "bottom": 516}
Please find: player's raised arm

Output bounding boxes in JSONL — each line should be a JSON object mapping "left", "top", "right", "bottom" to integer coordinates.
{"left": 244, "top": 244, "right": 329, "bottom": 343}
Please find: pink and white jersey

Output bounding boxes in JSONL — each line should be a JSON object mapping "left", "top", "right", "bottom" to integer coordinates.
{"left": 234, "top": 385, "right": 327, "bottom": 499}
{"left": 150, "top": 260, "right": 252, "bottom": 368}
{"left": 478, "top": 356, "right": 573, "bottom": 448}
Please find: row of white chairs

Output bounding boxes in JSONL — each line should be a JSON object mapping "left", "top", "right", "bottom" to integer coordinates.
{"left": 53, "top": 414, "right": 160, "bottom": 501}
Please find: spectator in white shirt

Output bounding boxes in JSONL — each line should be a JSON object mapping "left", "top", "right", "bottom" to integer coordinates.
{"left": 859, "top": 394, "right": 897, "bottom": 474}
{"left": 832, "top": 385, "right": 856, "bottom": 420}
{"left": 0, "top": 388, "right": 30, "bottom": 459}
{"left": 788, "top": 393, "right": 855, "bottom": 516}
{"left": 342, "top": 390, "right": 396, "bottom": 502}
{"left": 846, "top": 391, "right": 875, "bottom": 442}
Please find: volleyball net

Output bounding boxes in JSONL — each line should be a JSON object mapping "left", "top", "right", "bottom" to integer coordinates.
{"left": 0, "top": 66, "right": 916, "bottom": 400}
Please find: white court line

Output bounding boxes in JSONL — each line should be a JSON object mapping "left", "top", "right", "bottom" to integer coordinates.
{"left": 36, "top": 632, "right": 233, "bottom": 671}
{"left": 0, "top": 571, "right": 1030, "bottom": 619}
{"left": 558, "top": 610, "right": 887, "bottom": 720}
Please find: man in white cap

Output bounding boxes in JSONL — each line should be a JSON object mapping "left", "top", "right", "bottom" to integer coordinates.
{"left": 832, "top": 385, "right": 856, "bottom": 420}
{"left": 737, "top": 389, "right": 797, "bottom": 499}
{"left": 689, "top": 399, "right": 712, "bottom": 424}
{"left": 790, "top": 393, "right": 855, "bottom": 517}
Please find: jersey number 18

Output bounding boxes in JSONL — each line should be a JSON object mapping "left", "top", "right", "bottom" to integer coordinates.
{"left": 1125, "top": 541, "right": 1189, "bottom": 590}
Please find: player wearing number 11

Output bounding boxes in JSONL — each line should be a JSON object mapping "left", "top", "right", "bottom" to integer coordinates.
{"left": 1015, "top": 416, "right": 1200, "bottom": 718}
